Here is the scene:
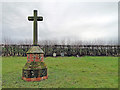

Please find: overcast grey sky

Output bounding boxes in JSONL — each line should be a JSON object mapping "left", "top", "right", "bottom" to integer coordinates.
{"left": 1, "top": 1, "right": 118, "bottom": 44}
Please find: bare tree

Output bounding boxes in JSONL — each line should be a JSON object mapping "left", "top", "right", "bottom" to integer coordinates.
{"left": 60, "top": 39, "right": 66, "bottom": 45}
{"left": 50, "top": 40, "right": 59, "bottom": 45}
{"left": 2, "top": 36, "right": 13, "bottom": 45}
{"left": 66, "top": 38, "right": 71, "bottom": 45}
{"left": 24, "top": 39, "right": 32, "bottom": 45}
{"left": 71, "top": 40, "right": 83, "bottom": 45}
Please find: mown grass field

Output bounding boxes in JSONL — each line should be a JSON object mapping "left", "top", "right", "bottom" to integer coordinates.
{"left": 2, "top": 56, "right": 118, "bottom": 88}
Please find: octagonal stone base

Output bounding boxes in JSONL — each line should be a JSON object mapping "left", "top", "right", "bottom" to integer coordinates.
{"left": 22, "top": 75, "right": 48, "bottom": 82}
{"left": 22, "top": 61, "right": 48, "bottom": 81}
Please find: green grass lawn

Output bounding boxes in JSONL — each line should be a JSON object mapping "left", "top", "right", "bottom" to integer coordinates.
{"left": 2, "top": 56, "right": 118, "bottom": 88}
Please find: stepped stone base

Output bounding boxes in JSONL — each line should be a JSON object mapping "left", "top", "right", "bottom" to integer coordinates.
{"left": 22, "top": 61, "right": 48, "bottom": 81}
{"left": 22, "top": 75, "right": 48, "bottom": 81}
{"left": 22, "top": 46, "right": 48, "bottom": 81}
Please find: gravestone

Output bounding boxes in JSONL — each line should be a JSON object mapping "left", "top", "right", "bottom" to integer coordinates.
{"left": 76, "top": 54, "right": 79, "bottom": 57}
{"left": 53, "top": 52, "right": 56, "bottom": 57}
{"left": 22, "top": 10, "right": 48, "bottom": 81}
{"left": 61, "top": 52, "right": 64, "bottom": 57}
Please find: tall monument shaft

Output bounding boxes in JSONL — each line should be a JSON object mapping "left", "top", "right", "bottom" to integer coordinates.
{"left": 33, "top": 10, "right": 38, "bottom": 45}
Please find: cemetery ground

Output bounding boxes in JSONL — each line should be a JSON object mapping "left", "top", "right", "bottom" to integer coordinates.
{"left": 2, "top": 56, "right": 118, "bottom": 88}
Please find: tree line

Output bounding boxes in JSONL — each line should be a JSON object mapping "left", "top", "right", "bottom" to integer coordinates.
{"left": 1, "top": 44, "right": 119, "bottom": 57}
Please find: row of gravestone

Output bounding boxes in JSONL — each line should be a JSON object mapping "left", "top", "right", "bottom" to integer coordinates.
{"left": 53, "top": 52, "right": 64, "bottom": 57}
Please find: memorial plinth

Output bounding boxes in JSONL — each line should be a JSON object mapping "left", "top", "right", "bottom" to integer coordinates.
{"left": 22, "top": 46, "right": 48, "bottom": 81}
{"left": 22, "top": 10, "right": 48, "bottom": 81}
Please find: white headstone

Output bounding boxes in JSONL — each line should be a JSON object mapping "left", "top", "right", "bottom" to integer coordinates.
{"left": 61, "top": 52, "right": 64, "bottom": 57}
{"left": 53, "top": 53, "right": 56, "bottom": 57}
{"left": 76, "top": 55, "right": 79, "bottom": 57}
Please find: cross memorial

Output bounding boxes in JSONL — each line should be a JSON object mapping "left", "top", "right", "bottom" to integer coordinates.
{"left": 22, "top": 10, "right": 48, "bottom": 81}
{"left": 28, "top": 10, "right": 43, "bottom": 45}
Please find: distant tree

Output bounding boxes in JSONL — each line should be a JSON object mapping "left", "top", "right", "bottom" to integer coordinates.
{"left": 60, "top": 39, "right": 66, "bottom": 45}
{"left": 50, "top": 40, "right": 59, "bottom": 45}
{"left": 2, "top": 36, "right": 13, "bottom": 45}
{"left": 17, "top": 40, "right": 24, "bottom": 45}
{"left": 66, "top": 38, "right": 71, "bottom": 45}
{"left": 24, "top": 39, "right": 32, "bottom": 45}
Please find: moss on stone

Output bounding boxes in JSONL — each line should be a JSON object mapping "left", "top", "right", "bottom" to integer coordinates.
{"left": 27, "top": 46, "right": 44, "bottom": 54}
{"left": 23, "top": 61, "right": 47, "bottom": 70}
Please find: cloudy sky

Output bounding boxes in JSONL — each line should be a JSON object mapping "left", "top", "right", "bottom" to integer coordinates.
{"left": 1, "top": 1, "right": 118, "bottom": 44}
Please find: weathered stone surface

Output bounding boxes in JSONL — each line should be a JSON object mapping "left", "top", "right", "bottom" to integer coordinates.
{"left": 23, "top": 61, "right": 47, "bottom": 70}
{"left": 22, "top": 61, "right": 47, "bottom": 79}
{"left": 27, "top": 46, "right": 44, "bottom": 54}
{"left": 22, "top": 46, "right": 48, "bottom": 81}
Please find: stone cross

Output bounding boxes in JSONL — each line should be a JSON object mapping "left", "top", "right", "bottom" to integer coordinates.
{"left": 22, "top": 10, "right": 47, "bottom": 82}
{"left": 28, "top": 10, "right": 43, "bottom": 45}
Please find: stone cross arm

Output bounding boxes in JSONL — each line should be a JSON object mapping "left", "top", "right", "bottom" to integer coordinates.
{"left": 28, "top": 16, "right": 43, "bottom": 21}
